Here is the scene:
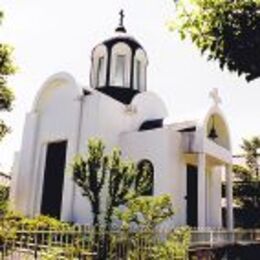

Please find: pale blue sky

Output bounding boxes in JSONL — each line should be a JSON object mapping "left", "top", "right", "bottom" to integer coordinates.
{"left": 1, "top": 0, "right": 260, "bottom": 171}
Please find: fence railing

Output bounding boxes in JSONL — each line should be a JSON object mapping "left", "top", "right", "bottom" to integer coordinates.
{"left": 1, "top": 227, "right": 260, "bottom": 259}
{"left": 0, "top": 226, "right": 188, "bottom": 259}
{"left": 190, "top": 229, "right": 260, "bottom": 248}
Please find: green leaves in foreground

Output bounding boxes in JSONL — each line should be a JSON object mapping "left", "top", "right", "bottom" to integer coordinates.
{"left": 116, "top": 195, "right": 175, "bottom": 231}
{"left": 0, "top": 120, "right": 9, "bottom": 141}
{"left": 72, "top": 138, "right": 152, "bottom": 230}
{"left": 172, "top": 0, "right": 260, "bottom": 82}
{"left": 152, "top": 226, "right": 191, "bottom": 260}
{"left": 0, "top": 13, "right": 17, "bottom": 140}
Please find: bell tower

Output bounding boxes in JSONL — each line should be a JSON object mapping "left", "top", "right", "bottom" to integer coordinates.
{"left": 90, "top": 10, "right": 148, "bottom": 97}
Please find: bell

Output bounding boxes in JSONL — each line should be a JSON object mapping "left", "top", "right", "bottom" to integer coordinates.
{"left": 208, "top": 127, "right": 218, "bottom": 140}
{"left": 208, "top": 115, "right": 218, "bottom": 140}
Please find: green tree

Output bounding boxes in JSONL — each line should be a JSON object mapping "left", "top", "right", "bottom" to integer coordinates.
{"left": 233, "top": 164, "right": 251, "bottom": 181}
{"left": 105, "top": 149, "right": 151, "bottom": 231}
{"left": 72, "top": 139, "right": 108, "bottom": 232}
{"left": 233, "top": 136, "right": 260, "bottom": 228}
{"left": 241, "top": 136, "right": 260, "bottom": 178}
{"left": 172, "top": 0, "right": 260, "bottom": 82}
{"left": 151, "top": 226, "right": 190, "bottom": 260}
{"left": 0, "top": 185, "right": 9, "bottom": 217}
{"left": 116, "top": 195, "right": 174, "bottom": 231}
{"left": 115, "top": 195, "right": 190, "bottom": 260}
{"left": 71, "top": 138, "right": 152, "bottom": 232}
{"left": 0, "top": 11, "right": 16, "bottom": 140}
{"left": 233, "top": 177, "right": 260, "bottom": 228}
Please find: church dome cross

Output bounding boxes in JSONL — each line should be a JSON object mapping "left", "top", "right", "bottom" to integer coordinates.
{"left": 115, "top": 9, "right": 127, "bottom": 33}
{"left": 90, "top": 10, "right": 148, "bottom": 95}
{"left": 119, "top": 10, "right": 124, "bottom": 27}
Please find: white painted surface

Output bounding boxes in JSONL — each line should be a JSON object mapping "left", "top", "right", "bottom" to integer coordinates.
{"left": 9, "top": 152, "right": 20, "bottom": 210}
{"left": 119, "top": 128, "right": 186, "bottom": 226}
{"left": 198, "top": 153, "right": 206, "bottom": 227}
{"left": 13, "top": 112, "right": 39, "bottom": 215}
{"left": 11, "top": 30, "right": 233, "bottom": 229}
{"left": 90, "top": 44, "right": 108, "bottom": 88}
{"left": 206, "top": 166, "right": 222, "bottom": 228}
{"left": 226, "top": 164, "right": 234, "bottom": 230}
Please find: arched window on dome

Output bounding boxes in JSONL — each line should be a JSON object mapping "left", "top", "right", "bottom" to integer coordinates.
{"left": 90, "top": 44, "right": 107, "bottom": 88}
{"left": 136, "top": 159, "right": 154, "bottom": 196}
{"left": 134, "top": 49, "right": 148, "bottom": 91}
{"left": 96, "top": 56, "right": 105, "bottom": 87}
{"left": 110, "top": 43, "right": 131, "bottom": 87}
{"left": 135, "top": 60, "right": 141, "bottom": 90}
{"left": 115, "top": 54, "right": 126, "bottom": 86}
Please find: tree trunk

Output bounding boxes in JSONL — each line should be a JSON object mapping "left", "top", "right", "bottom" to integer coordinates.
{"left": 92, "top": 198, "right": 101, "bottom": 257}
{"left": 105, "top": 204, "right": 113, "bottom": 232}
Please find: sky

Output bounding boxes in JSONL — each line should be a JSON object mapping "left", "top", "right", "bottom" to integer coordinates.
{"left": 0, "top": 0, "right": 260, "bottom": 172}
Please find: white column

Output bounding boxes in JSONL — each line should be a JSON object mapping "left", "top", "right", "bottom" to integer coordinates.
{"left": 226, "top": 164, "right": 234, "bottom": 230}
{"left": 16, "top": 112, "right": 39, "bottom": 216}
{"left": 66, "top": 95, "right": 85, "bottom": 221}
{"left": 206, "top": 167, "right": 211, "bottom": 227}
{"left": 9, "top": 152, "right": 20, "bottom": 210}
{"left": 198, "top": 153, "right": 206, "bottom": 228}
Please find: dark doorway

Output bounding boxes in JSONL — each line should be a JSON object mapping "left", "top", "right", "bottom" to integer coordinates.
{"left": 41, "top": 141, "right": 67, "bottom": 219}
{"left": 186, "top": 164, "right": 198, "bottom": 227}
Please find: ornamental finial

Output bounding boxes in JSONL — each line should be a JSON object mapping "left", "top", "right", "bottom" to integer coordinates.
{"left": 115, "top": 9, "right": 127, "bottom": 33}
{"left": 209, "top": 88, "right": 222, "bottom": 106}
{"left": 119, "top": 9, "right": 125, "bottom": 27}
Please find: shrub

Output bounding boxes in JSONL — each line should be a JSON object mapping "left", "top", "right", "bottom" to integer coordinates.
{"left": 19, "top": 215, "right": 70, "bottom": 231}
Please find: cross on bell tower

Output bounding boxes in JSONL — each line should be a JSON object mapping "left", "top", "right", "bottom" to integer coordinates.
{"left": 209, "top": 88, "right": 222, "bottom": 106}
{"left": 115, "top": 9, "right": 127, "bottom": 33}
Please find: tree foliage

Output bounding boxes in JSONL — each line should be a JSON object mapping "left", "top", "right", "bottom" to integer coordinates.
{"left": 172, "top": 0, "right": 260, "bottom": 82}
{"left": 233, "top": 179, "right": 260, "bottom": 228}
{"left": 116, "top": 195, "right": 174, "bottom": 231}
{"left": 115, "top": 195, "right": 190, "bottom": 260}
{"left": 152, "top": 226, "right": 190, "bottom": 260}
{"left": 233, "top": 136, "right": 260, "bottom": 228}
{"left": 240, "top": 136, "right": 260, "bottom": 177}
{"left": 0, "top": 185, "right": 9, "bottom": 217}
{"left": 105, "top": 149, "right": 152, "bottom": 230}
{"left": 233, "top": 164, "right": 251, "bottom": 181}
{"left": 0, "top": 11, "right": 16, "bottom": 141}
{"left": 71, "top": 138, "right": 152, "bottom": 231}
{"left": 72, "top": 139, "right": 108, "bottom": 230}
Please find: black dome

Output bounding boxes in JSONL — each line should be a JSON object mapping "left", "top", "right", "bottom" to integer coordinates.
{"left": 102, "top": 34, "right": 144, "bottom": 52}
{"left": 90, "top": 11, "right": 148, "bottom": 94}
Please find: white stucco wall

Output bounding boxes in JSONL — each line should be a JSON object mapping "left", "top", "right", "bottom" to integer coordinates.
{"left": 32, "top": 77, "right": 82, "bottom": 221}
{"left": 72, "top": 90, "right": 168, "bottom": 224}
{"left": 13, "top": 73, "right": 82, "bottom": 221}
{"left": 13, "top": 72, "right": 169, "bottom": 224}
{"left": 12, "top": 112, "right": 39, "bottom": 215}
{"left": 12, "top": 69, "right": 229, "bottom": 229}
{"left": 9, "top": 152, "right": 20, "bottom": 210}
{"left": 119, "top": 128, "right": 187, "bottom": 226}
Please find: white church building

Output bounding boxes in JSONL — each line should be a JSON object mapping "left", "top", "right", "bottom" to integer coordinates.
{"left": 10, "top": 13, "right": 233, "bottom": 229}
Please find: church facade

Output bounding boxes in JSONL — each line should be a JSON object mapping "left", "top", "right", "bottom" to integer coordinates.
{"left": 10, "top": 14, "right": 233, "bottom": 229}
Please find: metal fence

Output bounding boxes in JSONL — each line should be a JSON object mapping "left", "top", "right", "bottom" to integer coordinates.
{"left": 190, "top": 228, "right": 260, "bottom": 247}
{"left": 0, "top": 226, "right": 188, "bottom": 260}
{"left": 1, "top": 227, "right": 260, "bottom": 259}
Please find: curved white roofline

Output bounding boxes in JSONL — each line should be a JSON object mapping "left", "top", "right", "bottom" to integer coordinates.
{"left": 131, "top": 91, "right": 168, "bottom": 119}
{"left": 32, "top": 72, "right": 81, "bottom": 112}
